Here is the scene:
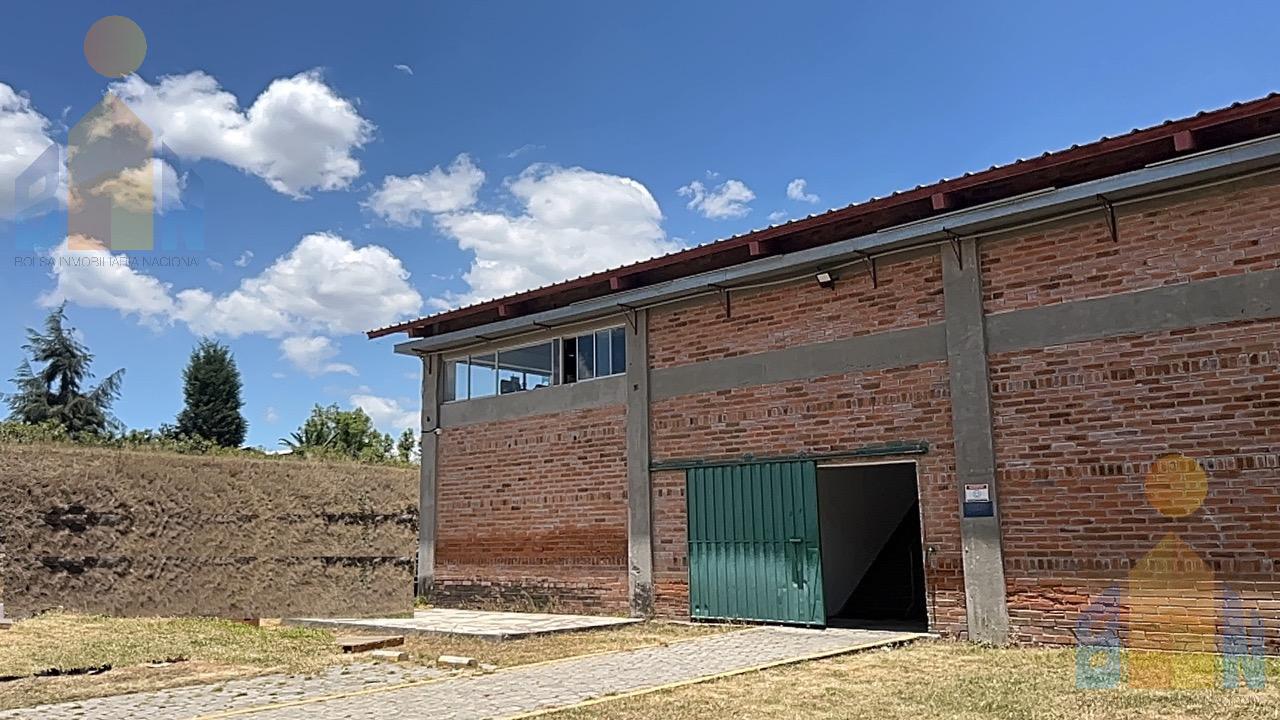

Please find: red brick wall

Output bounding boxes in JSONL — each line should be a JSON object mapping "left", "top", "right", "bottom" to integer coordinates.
{"left": 652, "top": 469, "right": 690, "bottom": 618}
{"left": 435, "top": 405, "right": 629, "bottom": 612}
{"left": 990, "top": 318, "right": 1280, "bottom": 650}
{"left": 981, "top": 180, "right": 1280, "bottom": 315}
{"left": 648, "top": 250, "right": 943, "bottom": 370}
{"left": 648, "top": 362, "right": 968, "bottom": 637}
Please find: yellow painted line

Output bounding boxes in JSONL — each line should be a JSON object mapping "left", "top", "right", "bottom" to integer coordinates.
{"left": 499, "top": 632, "right": 928, "bottom": 720}
{"left": 186, "top": 627, "right": 740, "bottom": 720}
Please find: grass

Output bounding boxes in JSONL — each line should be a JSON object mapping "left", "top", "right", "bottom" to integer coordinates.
{"left": 0, "top": 613, "right": 726, "bottom": 711}
{"left": 555, "top": 640, "right": 1280, "bottom": 720}
{"left": 395, "top": 621, "right": 727, "bottom": 669}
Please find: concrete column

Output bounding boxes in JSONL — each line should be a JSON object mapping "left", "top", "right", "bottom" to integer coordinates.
{"left": 625, "top": 309, "right": 655, "bottom": 616}
{"left": 417, "top": 353, "right": 441, "bottom": 598}
{"left": 941, "top": 239, "right": 1011, "bottom": 645}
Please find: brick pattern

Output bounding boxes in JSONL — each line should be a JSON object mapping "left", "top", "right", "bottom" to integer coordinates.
{"left": 648, "top": 251, "right": 943, "bottom": 369}
{"left": 981, "top": 179, "right": 1280, "bottom": 315}
{"left": 648, "top": 362, "right": 968, "bottom": 637}
{"left": 435, "top": 405, "right": 629, "bottom": 613}
{"left": 991, "top": 318, "right": 1280, "bottom": 649}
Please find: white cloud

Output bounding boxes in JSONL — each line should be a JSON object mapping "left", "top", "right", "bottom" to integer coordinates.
{"left": 505, "top": 143, "right": 543, "bottom": 159}
{"left": 393, "top": 64, "right": 414, "bottom": 76}
{"left": 173, "top": 232, "right": 422, "bottom": 337}
{"left": 786, "top": 178, "right": 819, "bottom": 203}
{"left": 433, "top": 164, "right": 678, "bottom": 307}
{"left": 264, "top": 406, "right": 279, "bottom": 424}
{"left": 111, "top": 70, "right": 373, "bottom": 198}
{"left": 0, "top": 82, "right": 58, "bottom": 219}
{"left": 43, "top": 232, "right": 421, "bottom": 340}
{"left": 350, "top": 393, "right": 418, "bottom": 433}
{"left": 768, "top": 210, "right": 788, "bottom": 223}
{"left": 234, "top": 250, "right": 254, "bottom": 267}
{"left": 365, "top": 153, "right": 484, "bottom": 227}
{"left": 207, "top": 258, "right": 224, "bottom": 271}
{"left": 678, "top": 178, "right": 754, "bottom": 219}
{"left": 280, "top": 335, "right": 358, "bottom": 376}
{"left": 39, "top": 236, "right": 177, "bottom": 324}
{"left": 86, "top": 158, "right": 185, "bottom": 214}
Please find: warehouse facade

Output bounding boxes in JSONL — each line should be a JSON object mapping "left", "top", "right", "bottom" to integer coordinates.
{"left": 372, "top": 96, "right": 1280, "bottom": 648}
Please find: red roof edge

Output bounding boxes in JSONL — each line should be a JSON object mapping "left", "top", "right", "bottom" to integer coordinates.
{"left": 369, "top": 93, "right": 1280, "bottom": 340}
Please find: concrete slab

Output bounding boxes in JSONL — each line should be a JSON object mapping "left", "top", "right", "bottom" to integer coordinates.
{"left": 335, "top": 635, "right": 405, "bottom": 653}
{"left": 288, "top": 608, "right": 643, "bottom": 640}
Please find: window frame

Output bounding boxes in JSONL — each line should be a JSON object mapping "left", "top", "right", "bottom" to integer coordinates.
{"left": 441, "top": 322, "right": 627, "bottom": 403}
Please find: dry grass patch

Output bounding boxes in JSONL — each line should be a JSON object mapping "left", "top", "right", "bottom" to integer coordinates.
{"left": 397, "top": 621, "right": 730, "bottom": 669}
{"left": 557, "top": 640, "right": 1280, "bottom": 720}
{"left": 0, "top": 613, "right": 338, "bottom": 710}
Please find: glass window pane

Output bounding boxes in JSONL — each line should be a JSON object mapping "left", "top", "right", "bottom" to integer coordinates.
{"left": 498, "top": 341, "right": 554, "bottom": 394}
{"left": 444, "top": 360, "right": 461, "bottom": 401}
{"left": 577, "top": 333, "right": 595, "bottom": 380}
{"left": 595, "top": 329, "right": 612, "bottom": 377}
{"left": 469, "top": 353, "right": 497, "bottom": 398}
{"left": 611, "top": 327, "right": 626, "bottom": 375}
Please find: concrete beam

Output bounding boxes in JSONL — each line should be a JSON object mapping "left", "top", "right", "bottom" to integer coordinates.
{"left": 625, "top": 309, "right": 655, "bottom": 616}
{"left": 438, "top": 375, "right": 626, "bottom": 428}
{"left": 941, "top": 239, "right": 1011, "bottom": 645}
{"left": 417, "top": 354, "right": 442, "bottom": 598}
{"left": 987, "top": 267, "right": 1280, "bottom": 353}
{"left": 650, "top": 324, "right": 946, "bottom": 401}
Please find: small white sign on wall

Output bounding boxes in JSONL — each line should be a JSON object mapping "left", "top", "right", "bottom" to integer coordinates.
{"left": 964, "top": 483, "right": 990, "bottom": 503}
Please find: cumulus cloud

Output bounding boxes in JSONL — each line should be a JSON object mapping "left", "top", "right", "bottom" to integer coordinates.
{"left": 678, "top": 178, "right": 754, "bottom": 219}
{"left": 767, "top": 210, "right": 788, "bottom": 223}
{"left": 786, "top": 178, "right": 819, "bottom": 203}
{"left": 350, "top": 393, "right": 418, "bottom": 433}
{"left": 234, "top": 250, "right": 254, "bottom": 267}
{"left": 0, "top": 82, "right": 58, "bottom": 219}
{"left": 365, "top": 153, "right": 484, "bottom": 226}
{"left": 433, "top": 164, "right": 678, "bottom": 307}
{"left": 87, "top": 158, "right": 185, "bottom": 214}
{"left": 110, "top": 70, "right": 373, "bottom": 197}
{"left": 39, "top": 236, "right": 177, "bottom": 323}
{"left": 43, "top": 232, "right": 421, "bottom": 342}
{"left": 393, "top": 64, "right": 414, "bottom": 76}
{"left": 173, "top": 233, "right": 422, "bottom": 337}
{"left": 280, "top": 335, "right": 358, "bottom": 376}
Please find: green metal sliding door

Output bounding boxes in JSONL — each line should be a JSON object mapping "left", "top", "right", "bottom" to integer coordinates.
{"left": 686, "top": 461, "right": 825, "bottom": 626}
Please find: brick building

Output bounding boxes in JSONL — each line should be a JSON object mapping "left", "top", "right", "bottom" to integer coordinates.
{"left": 370, "top": 96, "right": 1280, "bottom": 648}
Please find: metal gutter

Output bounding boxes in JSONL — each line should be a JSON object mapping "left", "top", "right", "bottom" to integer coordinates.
{"left": 394, "top": 134, "right": 1280, "bottom": 356}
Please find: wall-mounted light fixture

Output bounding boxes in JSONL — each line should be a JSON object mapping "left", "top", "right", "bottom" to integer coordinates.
{"left": 815, "top": 271, "right": 835, "bottom": 289}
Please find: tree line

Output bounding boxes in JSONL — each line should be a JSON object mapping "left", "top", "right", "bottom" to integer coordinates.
{"left": 4, "top": 305, "right": 417, "bottom": 464}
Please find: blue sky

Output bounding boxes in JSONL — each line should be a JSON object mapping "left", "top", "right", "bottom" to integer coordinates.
{"left": 2, "top": 1, "right": 1279, "bottom": 447}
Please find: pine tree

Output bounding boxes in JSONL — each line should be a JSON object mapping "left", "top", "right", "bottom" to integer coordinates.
{"left": 175, "top": 339, "right": 247, "bottom": 447}
{"left": 7, "top": 304, "right": 125, "bottom": 437}
{"left": 396, "top": 427, "right": 417, "bottom": 463}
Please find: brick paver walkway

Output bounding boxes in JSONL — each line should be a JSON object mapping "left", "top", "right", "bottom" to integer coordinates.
{"left": 0, "top": 664, "right": 445, "bottom": 720}
{"left": 2, "top": 627, "right": 920, "bottom": 720}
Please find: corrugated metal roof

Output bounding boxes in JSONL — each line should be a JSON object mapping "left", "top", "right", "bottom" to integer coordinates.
{"left": 369, "top": 92, "right": 1280, "bottom": 340}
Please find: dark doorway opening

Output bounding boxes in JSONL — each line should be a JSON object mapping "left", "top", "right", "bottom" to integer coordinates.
{"left": 817, "top": 462, "right": 927, "bottom": 632}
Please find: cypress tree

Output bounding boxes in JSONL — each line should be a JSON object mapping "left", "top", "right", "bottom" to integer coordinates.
{"left": 176, "top": 339, "right": 247, "bottom": 447}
